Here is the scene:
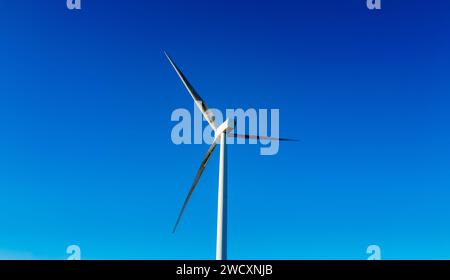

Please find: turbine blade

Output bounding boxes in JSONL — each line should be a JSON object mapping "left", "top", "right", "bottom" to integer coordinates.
{"left": 164, "top": 51, "right": 217, "bottom": 130}
{"left": 172, "top": 138, "right": 220, "bottom": 233}
{"left": 228, "top": 132, "right": 298, "bottom": 142}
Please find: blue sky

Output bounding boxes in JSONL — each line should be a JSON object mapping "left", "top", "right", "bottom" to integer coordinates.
{"left": 0, "top": 0, "right": 449, "bottom": 259}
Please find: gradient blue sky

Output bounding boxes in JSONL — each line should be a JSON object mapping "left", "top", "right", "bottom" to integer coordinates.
{"left": 0, "top": 0, "right": 449, "bottom": 259}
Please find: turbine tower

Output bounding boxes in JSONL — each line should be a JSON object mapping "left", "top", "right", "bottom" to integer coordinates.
{"left": 165, "top": 51, "right": 294, "bottom": 260}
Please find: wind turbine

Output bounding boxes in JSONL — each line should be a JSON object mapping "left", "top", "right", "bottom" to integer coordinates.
{"left": 165, "top": 51, "right": 295, "bottom": 260}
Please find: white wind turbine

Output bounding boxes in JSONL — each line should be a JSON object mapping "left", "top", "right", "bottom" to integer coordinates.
{"left": 165, "top": 51, "right": 295, "bottom": 260}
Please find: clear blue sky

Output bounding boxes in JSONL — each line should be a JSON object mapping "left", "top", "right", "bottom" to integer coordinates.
{"left": 0, "top": 0, "right": 449, "bottom": 259}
